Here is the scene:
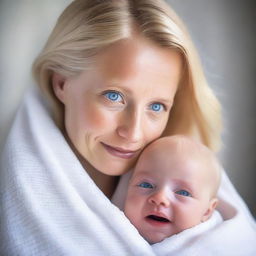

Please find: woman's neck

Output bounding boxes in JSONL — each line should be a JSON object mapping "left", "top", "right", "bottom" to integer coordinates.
{"left": 64, "top": 133, "right": 119, "bottom": 198}
{"left": 78, "top": 156, "right": 119, "bottom": 198}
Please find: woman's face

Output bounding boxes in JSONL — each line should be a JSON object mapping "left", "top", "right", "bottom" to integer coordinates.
{"left": 53, "top": 36, "right": 182, "bottom": 176}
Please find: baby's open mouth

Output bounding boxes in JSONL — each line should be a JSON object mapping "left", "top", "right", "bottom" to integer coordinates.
{"left": 146, "top": 215, "right": 170, "bottom": 223}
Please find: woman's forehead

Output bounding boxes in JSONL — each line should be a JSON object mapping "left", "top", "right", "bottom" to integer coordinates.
{"left": 94, "top": 36, "right": 182, "bottom": 81}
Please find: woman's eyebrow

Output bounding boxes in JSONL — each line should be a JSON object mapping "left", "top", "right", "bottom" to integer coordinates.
{"left": 101, "top": 80, "right": 132, "bottom": 93}
{"left": 152, "top": 98, "right": 174, "bottom": 106}
{"left": 103, "top": 82, "right": 174, "bottom": 104}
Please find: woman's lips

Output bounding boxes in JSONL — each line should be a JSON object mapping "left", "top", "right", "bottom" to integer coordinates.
{"left": 101, "top": 143, "right": 140, "bottom": 159}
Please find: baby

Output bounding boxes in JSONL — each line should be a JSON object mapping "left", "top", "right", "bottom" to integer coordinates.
{"left": 124, "top": 135, "right": 221, "bottom": 244}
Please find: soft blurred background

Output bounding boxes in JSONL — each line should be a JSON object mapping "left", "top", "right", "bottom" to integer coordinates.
{"left": 0, "top": 0, "right": 255, "bottom": 216}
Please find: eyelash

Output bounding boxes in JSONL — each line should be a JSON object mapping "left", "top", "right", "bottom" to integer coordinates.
{"left": 149, "top": 102, "right": 166, "bottom": 113}
{"left": 103, "top": 90, "right": 124, "bottom": 103}
{"left": 175, "top": 190, "right": 192, "bottom": 197}
{"left": 137, "top": 182, "right": 192, "bottom": 198}
{"left": 137, "top": 182, "right": 154, "bottom": 189}
{"left": 102, "top": 90, "right": 167, "bottom": 113}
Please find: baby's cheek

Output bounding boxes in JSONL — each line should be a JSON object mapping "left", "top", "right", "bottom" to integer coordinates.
{"left": 125, "top": 191, "right": 140, "bottom": 210}
{"left": 124, "top": 194, "right": 141, "bottom": 222}
{"left": 177, "top": 205, "right": 203, "bottom": 229}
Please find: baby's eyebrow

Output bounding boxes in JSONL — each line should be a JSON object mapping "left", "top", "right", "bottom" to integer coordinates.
{"left": 130, "top": 171, "right": 153, "bottom": 182}
{"left": 133, "top": 170, "right": 153, "bottom": 179}
{"left": 171, "top": 178, "right": 195, "bottom": 192}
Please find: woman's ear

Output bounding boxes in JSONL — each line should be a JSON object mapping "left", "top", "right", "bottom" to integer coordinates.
{"left": 52, "top": 73, "right": 67, "bottom": 103}
{"left": 201, "top": 198, "right": 218, "bottom": 222}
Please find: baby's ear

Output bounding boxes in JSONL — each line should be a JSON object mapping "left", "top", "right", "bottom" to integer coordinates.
{"left": 201, "top": 198, "right": 218, "bottom": 222}
{"left": 52, "top": 73, "right": 67, "bottom": 103}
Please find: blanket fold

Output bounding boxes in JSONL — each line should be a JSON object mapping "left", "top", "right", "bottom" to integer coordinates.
{"left": 1, "top": 86, "right": 256, "bottom": 256}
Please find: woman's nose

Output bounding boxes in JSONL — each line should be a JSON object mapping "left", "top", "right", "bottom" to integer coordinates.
{"left": 116, "top": 109, "right": 143, "bottom": 143}
{"left": 148, "top": 189, "right": 171, "bottom": 208}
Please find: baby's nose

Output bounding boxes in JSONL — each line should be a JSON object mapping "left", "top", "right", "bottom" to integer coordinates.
{"left": 148, "top": 189, "right": 171, "bottom": 207}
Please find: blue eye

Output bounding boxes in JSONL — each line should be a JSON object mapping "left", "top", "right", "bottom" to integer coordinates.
{"left": 175, "top": 190, "right": 191, "bottom": 197}
{"left": 104, "top": 91, "right": 123, "bottom": 102}
{"left": 150, "top": 103, "right": 164, "bottom": 112}
{"left": 138, "top": 182, "right": 154, "bottom": 189}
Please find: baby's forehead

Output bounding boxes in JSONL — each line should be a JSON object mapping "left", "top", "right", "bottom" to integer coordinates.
{"left": 145, "top": 136, "right": 216, "bottom": 161}
{"left": 136, "top": 152, "right": 210, "bottom": 178}
{"left": 135, "top": 136, "right": 220, "bottom": 182}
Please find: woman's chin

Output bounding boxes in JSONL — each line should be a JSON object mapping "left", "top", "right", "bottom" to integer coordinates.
{"left": 74, "top": 145, "right": 137, "bottom": 176}
{"left": 99, "top": 162, "right": 134, "bottom": 176}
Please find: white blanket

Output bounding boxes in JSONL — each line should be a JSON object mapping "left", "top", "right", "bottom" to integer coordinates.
{"left": 1, "top": 87, "right": 256, "bottom": 256}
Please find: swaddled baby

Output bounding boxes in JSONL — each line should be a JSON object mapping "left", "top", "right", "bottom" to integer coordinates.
{"left": 124, "top": 135, "right": 221, "bottom": 244}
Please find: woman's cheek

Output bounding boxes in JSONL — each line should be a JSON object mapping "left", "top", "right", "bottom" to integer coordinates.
{"left": 146, "top": 122, "right": 167, "bottom": 143}
{"left": 82, "top": 106, "right": 115, "bottom": 130}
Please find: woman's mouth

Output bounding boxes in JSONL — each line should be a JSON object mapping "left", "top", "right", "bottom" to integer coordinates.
{"left": 101, "top": 143, "right": 140, "bottom": 159}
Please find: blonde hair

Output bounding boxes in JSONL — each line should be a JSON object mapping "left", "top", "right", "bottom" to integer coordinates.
{"left": 32, "top": 0, "right": 222, "bottom": 151}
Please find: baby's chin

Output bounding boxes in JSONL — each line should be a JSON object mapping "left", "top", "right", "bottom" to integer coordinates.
{"left": 146, "top": 235, "right": 167, "bottom": 245}
{"left": 141, "top": 230, "right": 172, "bottom": 245}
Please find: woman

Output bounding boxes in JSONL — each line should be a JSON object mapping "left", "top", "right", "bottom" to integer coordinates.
{"left": 1, "top": 0, "right": 255, "bottom": 255}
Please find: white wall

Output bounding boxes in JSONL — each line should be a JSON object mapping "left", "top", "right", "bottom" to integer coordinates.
{"left": 0, "top": 0, "right": 255, "bottom": 216}
{"left": 0, "top": 0, "right": 72, "bottom": 153}
{"left": 167, "top": 0, "right": 256, "bottom": 216}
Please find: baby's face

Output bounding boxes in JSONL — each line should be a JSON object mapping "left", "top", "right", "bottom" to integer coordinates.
{"left": 124, "top": 145, "right": 217, "bottom": 244}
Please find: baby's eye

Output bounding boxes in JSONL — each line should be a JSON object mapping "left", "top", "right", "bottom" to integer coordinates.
{"left": 175, "top": 190, "right": 192, "bottom": 197}
{"left": 138, "top": 182, "right": 154, "bottom": 189}
{"left": 149, "top": 103, "right": 165, "bottom": 112}
{"left": 103, "top": 91, "right": 123, "bottom": 102}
